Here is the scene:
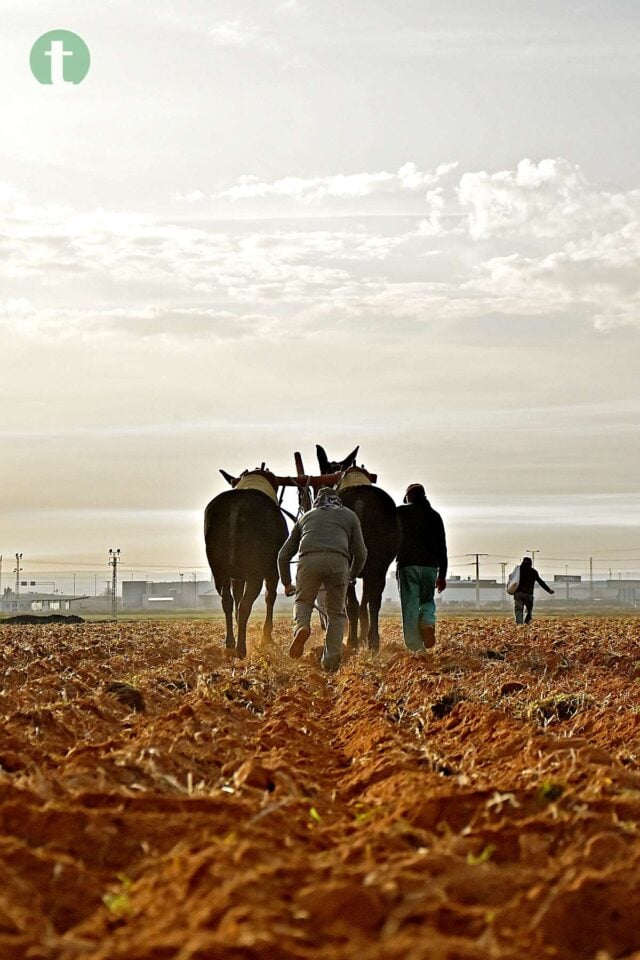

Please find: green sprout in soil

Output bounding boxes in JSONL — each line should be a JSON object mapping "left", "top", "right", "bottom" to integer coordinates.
{"left": 467, "top": 844, "right": 496, "bottom": 865}
{"left": 102, "top": 873, "right": 133, "bottom": 918}
{"left": 536, "top": 781, "right": 565, "bottom": 804}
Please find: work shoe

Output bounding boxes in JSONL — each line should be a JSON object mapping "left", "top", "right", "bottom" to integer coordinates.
{"left": 289, "top": 625, "right": 310, "bottom": 659}
{"left": 322, "top": 658, "right": 341, "bottom": 673}
{"left": 419, "top": 622, "right": 436, "bottom": 649}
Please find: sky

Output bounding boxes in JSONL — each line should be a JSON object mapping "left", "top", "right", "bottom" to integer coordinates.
{"left": 1, "top": 0, "right": 639, "bottom": 588}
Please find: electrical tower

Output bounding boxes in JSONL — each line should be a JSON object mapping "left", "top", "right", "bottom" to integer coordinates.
{"left": 500, "top": 561, "right": 507, "bottom": 607}
{"left": 109, "top": 549, "right": 121, "bottom": 620}
{"left": 14, "top": 553, "right": 23, "bottom": 597}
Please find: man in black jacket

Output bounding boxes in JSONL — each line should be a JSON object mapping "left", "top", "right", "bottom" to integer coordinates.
{"left": 514, "top": 556, "right": 554, "bottom": 624}
{"left": 396, "top": 483, "right": 447, "bottom": 651}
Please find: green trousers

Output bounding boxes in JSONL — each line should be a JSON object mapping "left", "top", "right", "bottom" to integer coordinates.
{"left": 397, "top": 565, "right": 438, "bottom": 652}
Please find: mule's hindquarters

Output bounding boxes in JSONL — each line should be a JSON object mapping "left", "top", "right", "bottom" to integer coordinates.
{"left": 339, "top": 485, "right": 399, "bottom": 651}
{"left": 204, "top": 489, "right": 288, "bottom": 657}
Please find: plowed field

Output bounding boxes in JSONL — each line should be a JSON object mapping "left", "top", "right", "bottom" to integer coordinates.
{"left": 1, "top": 617, "right": 640, "bottom": 960}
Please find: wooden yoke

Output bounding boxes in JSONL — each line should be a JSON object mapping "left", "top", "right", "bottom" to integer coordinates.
{"left": 219, "top": 458, "right": 377, "bottom": 494}
{"left": 220, "top": 469, "right": 378, "bottom": 490}
{"left": 278, "top": 471, "right": 373, "bottom": 489}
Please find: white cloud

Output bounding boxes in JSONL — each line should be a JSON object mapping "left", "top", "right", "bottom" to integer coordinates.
{"left": 0, "top": 301, "right": 273, "bottom": 342}
{"left": 0, "top": 182, "right": 26, "bottom": 206}
{"left": 1, "top": 158, "right": 639, "bottom": 337}
{"left": 0, "top": 189, "right": 406, "bottom": 298}
{"left": 171, "top": 190, "right": 206, "bottom": 204}
{"left": 208, "top": 20, "right": 280, "bottom": 53}
{"left": 465, "top": 212, "right": 640, "bottom": 328}
{"left": 281, "top": 54, "right": 313, "bottom": 72}
{"left": 458, "top": 157, "right": 640, "bottom": 241}
{"left": 216, "top": 161, "right": 458, "bottom": 203}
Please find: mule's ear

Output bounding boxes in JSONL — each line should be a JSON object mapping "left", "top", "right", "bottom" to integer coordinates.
{"left": 340, "top": 445, "right": 359, "bottom": 469}
{"left": 220, "top": 469, "right": 237, "bottom": 487}
{"left": 316, "top": 444, "right": 330, "bottom": 473}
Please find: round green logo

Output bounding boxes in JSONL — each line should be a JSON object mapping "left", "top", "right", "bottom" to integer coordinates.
{"left": 30, "top": 30, "right": 90, "bottom": 85}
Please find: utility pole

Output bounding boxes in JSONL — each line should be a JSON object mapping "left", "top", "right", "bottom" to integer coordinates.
{"left": 109, "top": 549, "right": 120, "bottom": 620}
{"left": 14, "top": 553, "right": 23, "bottom": 597}
{"left": 527, "top": 549, "right": 540, "bottom": 565}
{"left": 500, "top": 562, "right": 507, "bottom": 607}
{"left": 73, "top": 572, "right": 76, "bottom": 596}
{"left": 466, "top": 554, "right": 488, "bottom": 610}
{"left": 589, "top": 556, "right": 593, "bottom": 602}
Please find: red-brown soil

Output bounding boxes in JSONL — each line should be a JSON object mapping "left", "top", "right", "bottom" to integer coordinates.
{"left": 1, "top": 617, "right": 640, "bottom": 960}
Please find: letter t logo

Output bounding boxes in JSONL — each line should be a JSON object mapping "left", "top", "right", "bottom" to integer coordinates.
{"left": 44, "top": 39, "right": 73, "bottom": 85}
{"left": 31, "top": 30, "right": 91, "bottom": 85}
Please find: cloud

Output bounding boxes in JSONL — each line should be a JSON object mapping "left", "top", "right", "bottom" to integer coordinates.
{"left": 280, "top": 54, "right": 313, "bottom": 72}
{"left": 171, "top": 190, "right": 206, "bottom": 204}
{"left": 216, "top": 162, "right": 458, "bottom": 203}
{"left": 208, "top": 19, "right": 280, "bottom": 53}
{"left": 0, "top": 189, "right": 406, "bottom": 297}
{"left": 465, "top": 212, "right": 640, "bottom": 328}
{"left": 1, "top": 158, "right": 639, "bottom": 338}
{"left": 458, "top": 157, "right": 640, "bottom": 241}
{"left": 0, "top": 300, "right": 273, "bottom": 342}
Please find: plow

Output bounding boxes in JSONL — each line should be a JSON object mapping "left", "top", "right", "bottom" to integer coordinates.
{"left": 207, "top": 445, "right": 398, "bottom": 656}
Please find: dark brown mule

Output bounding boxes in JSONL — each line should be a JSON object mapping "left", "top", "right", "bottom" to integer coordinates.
{"left": 204, "top": 471, "right": 288, "bottom": 658}
{"left": 316, "top": 445, "right": 399, "bottom": 651}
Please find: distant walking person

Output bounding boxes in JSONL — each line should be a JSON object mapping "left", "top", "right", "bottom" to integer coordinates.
{"left": 396, "top": 483, "right": 447, "bottom": 651}
{"left": 278, "top": 487, "right": 367, "bottom": 672}
{"left": 513, "top": 556, "right": 554, "bottom": 624}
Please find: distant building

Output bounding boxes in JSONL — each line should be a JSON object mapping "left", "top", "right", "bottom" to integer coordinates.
{"left": 122, "top": 580, "right": 219, "bottom": 611}
{"left": 537, "top": 579, "right": 640, "bottom": 607}
{"left": 438, "top": 578, "right": 504, "bottom": 607}
{"left": 385, "top": 575, "right": 640, "bottom": 609}
{"left": 1, "top": 589, "right": 89, "bottom": 614}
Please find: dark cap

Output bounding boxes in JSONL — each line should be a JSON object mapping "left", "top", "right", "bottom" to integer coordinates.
{"left": 404, "top": 483, "right": 426, "bottom": 504}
